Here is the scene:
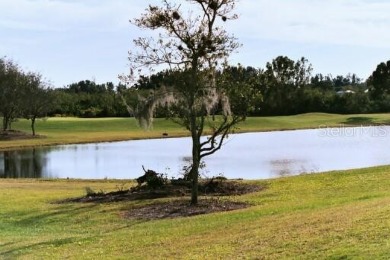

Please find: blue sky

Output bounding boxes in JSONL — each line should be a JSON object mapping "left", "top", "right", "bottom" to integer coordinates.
{"left": 1, "top": 0, "right": 390, "bottom": 87}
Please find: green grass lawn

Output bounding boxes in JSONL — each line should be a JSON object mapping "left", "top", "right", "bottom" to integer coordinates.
{"left": 2, "top": 112, "right": 390, "bottom": 150}
{"left": 1, "top": 166, "right": 390, "bottom": 259}
{"left": 2, "top": 113, "right": 390, "bottom": 258}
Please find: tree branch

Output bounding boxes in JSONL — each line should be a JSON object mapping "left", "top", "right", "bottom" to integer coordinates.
{"left": 199, "top": 115, "right": 243, "bottom": 158}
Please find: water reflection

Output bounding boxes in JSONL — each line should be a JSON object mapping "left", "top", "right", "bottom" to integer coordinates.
{"left": 270, "top": 159, "right": 299, "bottom": 177}
{"left": 269, "top": 159, "right": 319, "bottom": 177}
{"left": 0, "top": 149, "right": 47, "bottom": 178}
{"left": 1, "top": 126, "right": 390, "bottom": 179}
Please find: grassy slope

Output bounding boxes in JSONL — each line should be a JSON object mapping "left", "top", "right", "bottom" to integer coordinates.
{"left": 1, "top": 166, "right": 390, "bottom": 259}
{"left": 2, "top": 112, "right": 390, "bottom": 150}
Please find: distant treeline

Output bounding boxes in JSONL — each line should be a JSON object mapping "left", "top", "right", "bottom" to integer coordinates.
{"left": 122, "top": 56, "right": 390, "bottom": 116}
{"left": 2, "top": 56, "right": 390, "bottom": 127}
{"left": 52, "top": 81, "right": 128, "bottom": 117}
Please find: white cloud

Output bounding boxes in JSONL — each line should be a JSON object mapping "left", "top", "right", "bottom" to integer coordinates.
{"left": 0, "top": 0, "right": 152, "bottom": 33}
{"left": 233, "top": 0, "right": 390, "bottom": 48}
{"left": 1, "top": 0, "right": 390, "bottom": 85}
{"left": 0, "top": 0, "right": 151, "bottom": 86}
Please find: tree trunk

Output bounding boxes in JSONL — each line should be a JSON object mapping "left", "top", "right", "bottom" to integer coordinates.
{"left": 2, "top": 116, "right": 9, "bottom": 131}
{"left": 190, "top": 120, "right": 201, "bottom": 205}
{"left": 2, "top": 118, "right": 6, "bottom": 131}
{"left": 190, "top": 137, "right": 200, "bottom": 205}
{"left": 31, "top": 117, "right": 36, "bottom": 136}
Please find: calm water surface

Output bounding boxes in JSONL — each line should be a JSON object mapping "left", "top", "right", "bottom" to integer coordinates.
{"left": 1, "top": 126, "right": 390, "bottom": 179}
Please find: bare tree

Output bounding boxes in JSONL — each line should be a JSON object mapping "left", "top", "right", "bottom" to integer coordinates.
{"left": 123, "top": 0, "right": 254, "bottom": 205}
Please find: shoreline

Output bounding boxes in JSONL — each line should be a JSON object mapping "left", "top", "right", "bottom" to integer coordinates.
{"left": 1, "top": 122, "right": 388, "bottom": 152}
{"left": 1, "top": 112, "right": 390, "bottom": 151}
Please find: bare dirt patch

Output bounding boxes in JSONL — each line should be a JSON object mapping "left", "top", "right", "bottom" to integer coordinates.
{"left": 122, "top": 198, "right": 250, "bottom": 220}
{"left": 0, "top": 130, "right": 44, "bottom": 141}
{"left": 58, "top": 180, "right": 264, "bottom": 220}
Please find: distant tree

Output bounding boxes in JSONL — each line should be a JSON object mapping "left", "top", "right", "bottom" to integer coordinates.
{"left": 310, "top": 74, "right": 334, "bottom": 90}
{"left": 134, "top": 70, "right": 175, "bottom": 90}
{"left": 329, "top": 74, "right": 362, "bottom": 92}
{"left": 0, "top": 57, "right": 24, "bottom": 131}
{"left": 260, "top": 56, "right": 312, "bottom": 115}
{"left": 55, "top": 81, "right": 120, "bottom": 117}
{"left": 21, "top": 72, "right": 55, "bottom": 136}
{"left": 122, "top": 0, "right": 258, "bottom": 205}
{"left": 67, "top": 80, "right": 104, "bottom": 94}
{"left": 51, "top": 89, "right": 78, "bottom": 116}
{"left": 347, "top": 73, "right": 362, "bottom": 86}
{"left": 294, "top": 57, "right": 313, "bottom": 88}
{"left": 220, "top": 65, "right": 263, "bottom": 115}
{"left": 367, "top": 60, "right": 390, "bottom": 99}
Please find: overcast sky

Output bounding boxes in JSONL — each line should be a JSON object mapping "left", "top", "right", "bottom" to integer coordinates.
{"left": 1, "top": 0, "right": 390, "bottom": 87}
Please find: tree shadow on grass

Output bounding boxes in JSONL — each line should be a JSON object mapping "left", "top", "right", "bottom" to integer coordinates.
{"left": 343, "top": 117, "right": 376, "bottom": 125}
{"left": 15, "top": 203, "right": 98, "bottom": 227}
{"left": 0, "top": 237, "right": 79, "bottom": 258}
{"left": 120, "top": 197, "right": 251, "bottom": 221}
{"left": 0, "top": 242, "right": 15, "bottom": 248}
{"left": 1, "top": 202, "right": 141, "bottom": 259}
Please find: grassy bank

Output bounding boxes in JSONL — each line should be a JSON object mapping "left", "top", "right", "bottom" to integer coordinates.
{"left": 1, "top": 166, "right": 390, "bottom": 258}
{"left": 2, "top": 112, "right": 390, "bottom": 150}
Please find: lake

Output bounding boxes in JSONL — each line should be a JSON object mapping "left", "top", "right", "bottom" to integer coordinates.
{"left": 1, "top": 125, "right": 390, "bottom": 179}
